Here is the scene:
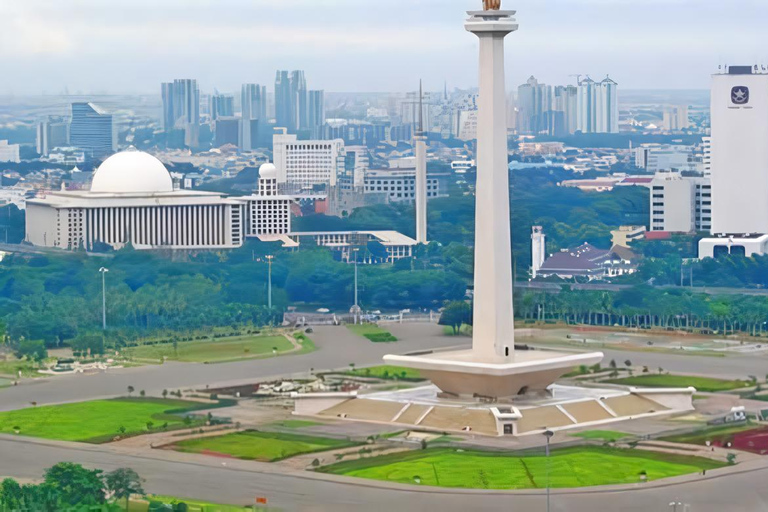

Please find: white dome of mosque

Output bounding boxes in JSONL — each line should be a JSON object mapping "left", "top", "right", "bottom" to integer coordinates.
{"left": 259, "top": 162, "right": 277, "bottom": 180}
{"left": 90, "top": 148, "right": 174, "bottom": 194}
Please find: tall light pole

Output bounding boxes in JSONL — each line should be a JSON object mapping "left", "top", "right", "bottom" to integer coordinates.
{"left": 99, "top": 267, "right": 109, "bottom": 330}
{"left": 352, "top": 248, "right": 359, "bottom": 325}
{"left": 265, "top": 255, "right": 274, "bottom": 310}
{"left": 543, "top": 429, "right": 554, "bottom": 512}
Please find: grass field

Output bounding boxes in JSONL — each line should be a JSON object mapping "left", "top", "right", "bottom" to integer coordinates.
{"left": 344, "top": 365, "right": 423, "bottom": 380}
{"left": 0, "top": 398, "right": 203, "bottom": 442}
{"left": 318, "top": 447, "right": 724, "bottom": 489}
{"left": 604, "top": 374, "right": 751, "bottom": 392}
{"left": 661, "top": 423, "right": 757, "bottom": 445}
{"left": 128, "top": 495, "right": 263, "bottom": 511}
{"left": 124, "top": 335, "right": 294, "bottom": 363}
{"left": 0, "top": 359, "right": 39, "bottom": 378}
{"left": 173, "top": 430, "right": 359, "bottom": 462}
{"left": 571, "top": 430, "right": 632, "bottom": 442}
{"left": 346, "top": 324, "right": 398, "bottom": 342}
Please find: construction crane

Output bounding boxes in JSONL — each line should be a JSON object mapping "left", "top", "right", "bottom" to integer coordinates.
{"left": 568, "top": 74, "right": 582, "bottom": 86}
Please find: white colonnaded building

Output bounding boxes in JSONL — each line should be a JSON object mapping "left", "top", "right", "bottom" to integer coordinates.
{"left": 25, "top": 148, "right": 245, "bottom": 251}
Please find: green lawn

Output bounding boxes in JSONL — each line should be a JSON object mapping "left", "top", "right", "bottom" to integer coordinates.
{"left": 345, "top": 365, "right": 423, "bottom": 380}
{"left": 347, "top": 324, "right": 398, "bottom": 342}
{"left": 661, "top": 423, "right": 757, "bottom": 445}
{"left": 0, "top": 359, "right": 39, "bottom": 378}
{"left": 0, "top": 398, "right": 203, "bottom": 443}
{"left": 124, "top": 335, "right": 294, "bottom": 363}
{"left": 571, "top": 430, "right": 632, "bottom": 442}
{"left": 318, "top": 447, "right": 724, "bottom": 489}
{"left": 173, "top": 430, "right": 360, "bottom": 462}
{"left": 604, "top": 374, "right": 751, "bottom": 392}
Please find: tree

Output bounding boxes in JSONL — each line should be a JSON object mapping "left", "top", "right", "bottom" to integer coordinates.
{"left": 162, "top": 389, "right": 168, "bottom": 399}
{"left": 438, "top": 301, "right": 472, "bottom": 335}
{"left": 105, "top": 468, "right": 144, "bottom": 509}
{"left": 127, "top": 385, "right": 135, "bottom": 396}
{"left": 43, "top": 462, "right": 105, "bottom": 507}
{"left": 14, "top": 339, "right": 47, "bottom": 362}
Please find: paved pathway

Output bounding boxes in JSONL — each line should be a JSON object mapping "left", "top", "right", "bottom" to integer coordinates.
{"left": 1, "top": 434, "right": 768, "bottom": 511}
{"left": 0, "top": 325, "right": 461, "bottom": 412}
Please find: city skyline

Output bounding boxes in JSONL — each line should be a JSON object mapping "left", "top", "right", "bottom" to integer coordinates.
{"left": 2, "top": 0, "right": 767, "bottom": 95}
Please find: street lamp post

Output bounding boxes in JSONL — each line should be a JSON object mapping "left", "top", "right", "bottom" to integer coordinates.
{"left": 543, "top": 429, "right": 554, "bottom": 512}
{"left": 265, "top": 255, "right": 274, "bottom": 310}
{"left": 352, "top": 248, "right": 359, "bottom": 324}
{"left": 98, "top": 267, "right": 109, "bottom": 330}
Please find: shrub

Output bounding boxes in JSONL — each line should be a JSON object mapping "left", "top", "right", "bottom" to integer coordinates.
{"left": 365, "top": 333, "right": 398, "bottom": 343}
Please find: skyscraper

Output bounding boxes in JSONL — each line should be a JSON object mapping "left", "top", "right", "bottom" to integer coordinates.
{"left": 274, "top": 71, "right": 294, "bottom": 132}
{"left": 293, "top": 71, "right": 308, "bottom": 131}
{"left": 577, "top": 76, "right": 619, "bottom": 134}
{"left": 308, "top": 90, "right": 325, "bottom": 138}
{"left": 516, "top": 78, "right": 577, "bottom": 136}
{"left": 69, "top": 103, "right": 116, "bottom": 160}
{"left": 161, "top": 79, "right": 200, "bottom": 147}
{"left": 36, "top": 116, "right": 70, "bottom": 156}
{"left": 209, "top": 93, "right": 234, "bottom": 121}
{"left": 516, "top": 76, "right": 550, "bottom": 135}
{"left": 240, "top": 83, "right": 267, "bottom": 151}
{"left": 274, "top": 70, "right": 308, "bottom": 134}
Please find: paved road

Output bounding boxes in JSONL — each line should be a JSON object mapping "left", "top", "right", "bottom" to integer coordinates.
{"left": 4, "top": 323, "right": 766, "bottom": 412}
{"left": 392, "top": 323, "right": 768, "bottom": 381}
{"left": 0, "top": 325, "right": 460, "bottom": 412}
{"left": 2, "top": 435, "right": 768, "bottom": 511}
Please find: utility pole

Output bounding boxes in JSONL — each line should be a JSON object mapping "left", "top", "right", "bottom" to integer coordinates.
{"left": 265, "top": 255, "right": 274, "bottom": 309}
{"left": 352, "top": 248, "right": 359, "bottom": 324}
{"left": 544, "top": 430, "right": 554, "bottom": 512}
{"left": 99, "top": 267, "right": 109, "bottom": 330}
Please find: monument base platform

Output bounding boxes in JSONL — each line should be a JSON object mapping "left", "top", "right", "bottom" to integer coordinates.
{"left": 293, "top": 384, "right": 695, "bottom": 437}
{"left": 383, "top": 348, "right": 604, "bottom": 400}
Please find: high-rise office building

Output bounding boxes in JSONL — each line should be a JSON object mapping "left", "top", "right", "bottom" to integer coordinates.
{"left": 273, "top": 129, "right": 345, "bottom": 188}
{"left": 161, "top": 79, "right": 200, "bottom": 147}
{"left": 294, "top": 71, "right": 308, "bottom": 131}
{"left": 214, "top": 117, "right": 240, "bottom": 147}
{"left": 36, "top": 116, "right": 70, "bottom": 156}
{"left": 209, "top": 93, "right": 234, "bottom": 121}
{"left": 516, "top": 76, "right": 550, "bottom": 135}
{"left": 710, "top": 66, "right": 768, "bottom": 236}
{"left": 662, "top": 105, "right": 690, "bottom": 132}
{"left": 516, "top": 77, "right": 578, "bottom": 136}
{"left": 69, "top": 103, "right": 116, "bottom": 160}
{"left": 699, "top": 65, "right": 768, "bottom": 258}
{"left": 0, "top": 140, "right": 20, "bottom": 163}
{"left": 308, "top": 90, "right": 325, "bottom": 138}
{"left": 274, "top": 70, "right": 308, "bottom": 134}
{"left": 240, "top": 84, "right": 267, "bottom": 151}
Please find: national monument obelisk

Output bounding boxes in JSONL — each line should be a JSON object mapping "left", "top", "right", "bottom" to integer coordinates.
{"left": 385, "top": 3, "right": 603, "bottom": 400}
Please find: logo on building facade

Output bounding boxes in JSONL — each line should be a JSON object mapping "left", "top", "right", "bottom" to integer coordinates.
{"left": 731, "top": 86, "right": 749, "bottom": 105}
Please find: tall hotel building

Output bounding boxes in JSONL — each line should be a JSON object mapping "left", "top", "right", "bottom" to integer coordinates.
{"left": 577, "top": 76, "right": 619, "bottom": 134}
{"left": 699, "top": 65, "right": 768, "bottom": 258}
{"left": 26, "top": 148, "right": 244, "bottom": 251}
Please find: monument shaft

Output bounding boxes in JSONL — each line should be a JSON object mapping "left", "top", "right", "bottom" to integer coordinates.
{"left": 466, "top": 12, "right": 518, "bottom": 359}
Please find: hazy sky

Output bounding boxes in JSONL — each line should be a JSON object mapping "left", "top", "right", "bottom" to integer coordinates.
{"left": 2, "top": 0, "right": 767, "bottom": 96}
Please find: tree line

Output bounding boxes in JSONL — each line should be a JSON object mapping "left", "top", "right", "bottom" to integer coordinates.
{"left": 515, "top": 286, "right": 768, "bottom": 336}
